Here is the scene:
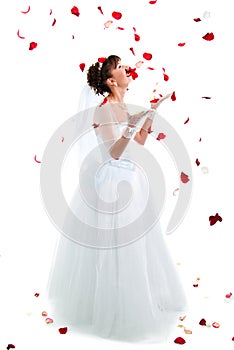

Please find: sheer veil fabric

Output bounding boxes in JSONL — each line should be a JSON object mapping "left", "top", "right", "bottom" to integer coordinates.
{"left": 45, "top": 84, "right": 188, "bottom": 343}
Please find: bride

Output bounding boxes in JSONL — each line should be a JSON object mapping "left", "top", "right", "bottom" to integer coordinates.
{"left": 46, "top": 55, "right": 188, "bottom": 343}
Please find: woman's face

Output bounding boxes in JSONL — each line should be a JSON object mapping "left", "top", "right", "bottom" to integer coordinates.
{"left": 110, "top": 61, "right": 132, "bottom": 88}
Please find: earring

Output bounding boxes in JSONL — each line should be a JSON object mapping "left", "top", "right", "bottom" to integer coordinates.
{"left": 114, "top": 82, "right": 118, "bottom": 87}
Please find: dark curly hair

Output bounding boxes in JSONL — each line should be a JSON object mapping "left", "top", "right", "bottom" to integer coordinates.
{"left": 87, "top": 55, "right": 121, "bottom": 96}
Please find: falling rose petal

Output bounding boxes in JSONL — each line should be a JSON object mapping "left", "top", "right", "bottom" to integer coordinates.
{"left": 112, "top": 11, "right": 122, "bottom": 20}
{"left": 61, "top": 136, "right": 64, "bottom": 142}
{"left": 34, "top": 292, "right": 40, "bottom": 297}
{"left": 193, "top": 17, "right": 201, "bottom": 22}
{"left": 135, "top": 61, "right": 144, "bottom": 68}
{"left": 184, "top": 117, "right": 189, "bottom": 124}
{"left": 50, "top": 9, "right": 52, "bottom": 15}
{"left": 184, "top": 329, "right": 192, "bottom": 334}
{"left": 173, "top": 188, "right": 180, "bottom": 196}
{"left": 149, "top": 0, "right": 157, "bottom": 3}
{"left": 71, "top": 6, "right": 80, "bottom": 17}
{"left": 232, "top": 337, "right": 234, "bottom": 341}
{"left": 193, "top": 283, "right": 199, "bottom": 287}
{"left": 225, "top": 292, "right": 232, "bottom": 298}
{"left": 42, "top": 311, "right": 48, "bottom": 317}
{"left": 202, "top": 32, "right": 214, "bottom": 41}
{"left": 104, "top": 20, "right": 113, "bottom": 28}
{"left": 52, "top": 18, "right": 56, "bottom": 26}
{"left": 171, "top": 91, "right": 176, "bottom": 101}
{"left": 92, "top": 123, "right": 100, "bottom": 128}
{"left": 180, "top": 172, "right": 190, "bottom": 183}
{"left": 7, "top": 345, "right": 15, "bottom": 350}
{"left": 98, "top": 57, "right": 106, "bottom": 63}
{"left": 117, "top": 27, "right": 124, "bottom": 30}
{"left": 163, "top": 73, "right": 169, "bottom": 81}
{"left": 99, "top": 97, "right": 108, "bottom": 107}
{"left": 209, "top": 213, "right": 222, "bottom": 226}
{"left": 196, "top": 158, "right": 200, "bottom": 166}
{"left": 179, "top": 315, "right": 186, "bottom": 321}
{"left": 157, "top": 132, "right": 166, "bottom": 140}
{"left": 79, "top": 63, "right": 85, "bottom": 72}
{"left": 130, "top": 47, "right": 135, "bottom": 56}
{"left": 45, "top": 318, "right": 54, "bottom": 324}
{"left": 143, "top": 52, "right": 152, "bottom": 60}
{"left": 21, "top": 5, "right": 30, "bottom": 14}
{"left": 199, "top": 318, "right": 207, "bottom": 326}
{"left": 34, "top": 155, "right": 41, "bottom": 163}
{"left": 147, "top": 125, "right": 153, "bottom": 134}
{"left": 59, "top": 327, "right": 68, "bottom": 334}
{"left": 134, "top": 34, "right": 140, "bottom": 41}
{"left": 174, "top": 337, "right": 186, "bottom": 344}
{"left": 127, "top": 67, "right": 138, "bottom": 80}
{"left": 147, "top": 67, "right": 155, "bottom": 70}
{"left": 97, "top": 6, "right": 104, "bottom": 15}
{"left": 202, "top": 96, "right": 211, "bottom": 99}
{"left": 72, "top": 35, "right": 75, "bottom": 39}
{"left": 212, "top": 322, "right": 220, "bottom": 328}
{"left": 17, "top": 29, "right": 25, "bottom": 39}
{"left": 199, "top": 137, "right": 202, "bottom": 142}
{"left": 29, "top": 42, "right": 37, "bottom": 50}
{"left": 178, "top": 42, "right": 186, "bottom": 47}
{"left": 150, "top": 98, "right": 160, "bottom": 103}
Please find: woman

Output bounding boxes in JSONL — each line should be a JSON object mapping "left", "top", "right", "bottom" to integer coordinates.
{"left": 46, "top": 55, "right": 188, "bottom": 343}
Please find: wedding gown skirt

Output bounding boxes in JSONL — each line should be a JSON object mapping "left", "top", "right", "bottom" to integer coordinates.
{"left": 46, "top": 123, "right": 187, "bottom": 343}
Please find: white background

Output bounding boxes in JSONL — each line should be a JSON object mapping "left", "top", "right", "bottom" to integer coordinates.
{"left": 1, "top": 0, "right": 234, "bottom": 349}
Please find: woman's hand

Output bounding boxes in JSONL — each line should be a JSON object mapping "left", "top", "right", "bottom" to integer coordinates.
{"left": 127, "top": 110, "right": 148, "bottom": 128}
{"left": 150, "top": 92, "right": 172, "bottom": 110}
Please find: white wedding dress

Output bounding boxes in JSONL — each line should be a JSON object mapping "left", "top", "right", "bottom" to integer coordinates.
{"left": 45, "top": 90, "right": 188, "bottom": 343}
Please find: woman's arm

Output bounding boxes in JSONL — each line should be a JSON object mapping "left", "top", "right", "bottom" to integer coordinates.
{"left": 133, "top": 117, "right": 153, "bottom": 145}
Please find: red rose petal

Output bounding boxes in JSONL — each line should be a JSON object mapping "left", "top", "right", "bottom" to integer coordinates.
{"left": 50, "top": 9, "right": 52, "bottom": 15}
{"left": 117, "top": 27, "right": 124, "bottom": 30}
{"left": 232, "top": 337, "right": 234, "bottom": 341}
{"left": 150, "top": 98, "right": 160, "bottom": 103}
{"left": 17, "top": 29, "right": 25, "bottom": 39}
{"left": 79, "top": 63, "right": 85, "bottom": 72}
{"left": 163, "top": 73, "right": 169, "bottom": 81}
{"left": 7, "top": 345, "right": 15, "bottom": 350}
{"left": 42, "top": 311, "right": 48, "bottom": 317}
{"left": 178, "top": 42, "right": 186, "bottom": 47}
{"left": 202, "top": 32, "right": 214, "bottom": 41}
{"left": 52, "top": 18, "right": 56, "bottom": 26}
{"left": 34, "top": 292, "right": 40, "bottom": 297}
{"left": 99, "top": 97, "right": 108, "bottom": 107}
{"left": 199, "top": 318, "right": 207, "bottom": 326}
{"left": 147, "top": 67, "right": 155, "bottom": 70}
{"left": 61, "top": 137, "right": 64, "bottom": 142}
{"left": 97, "top": 6, "right": 104, "bottom": 15}
{"left": 179, "top": 315, "right": 186, "bottom": 321}
{"left": 143, "top": 52, "right": 152, "bottom": 60}
{"left": 212, "top": 322, "right": 220, "bottom": 328}
{"left": 92, "top": 123, "right": 100, "bottom": 128}
{"left": 193, "top": 18, "right": 201, "bottom": 22}
{"left": 34, "top": 155, "right": 41, "bottom": 163}
{"left": 98, "top": 57, "right": 106, "bottom": 63}
{"left": 174, "top": 337, "right": 186, "bottom": 344}
{"left": 130, "top": 47, "right": 135, "bottom": 56}
{"left": 21, "top": 6, "right": 30, "bottom": 14}
{"left": 45, "top": 317, "right": 54, "bottom": 324}
{"left": 149, "top": 0, "right": 157, "bottom": 3}
{"left": 184, "top": 117, "right": 189, "bottom": 124}
{"left": 209, "top": 213, "right": 222, "bottom": 226}
{"left": 112, "top": 11, "right": 122, "bottom": 20}
{"left": 72, "top": 35, "right": 75, "bottom": 39}
{"left": 193, "top": 283, "right": 199, "bottom": 287}
{"left": 157, "top": 132, "right": 166, "bottom": 140}
{"left": 196, "top": 158, "right": 200, "bottom": 166}
{"left": 226, "top": 292, "right": 232, "bottom": 298}
{"left": 202, "top": 96, "right": 211, "bottom": 99}
{"left": 29, "top": 42, "right": 37, "bottom": 50}
{"left": 134, "top": 34, "right": 140, "bottom": 41}
{"left": 71, "top": 6, "right": 80, "bottom": 17}
{"left": 59, "top": 327, "right": 68, "bottom": 334}
{"left": 181, "top": 172, "right": 190, "bottom": 183}
{"left": 171, "top": 91, "right": 176, "bottom": 101}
